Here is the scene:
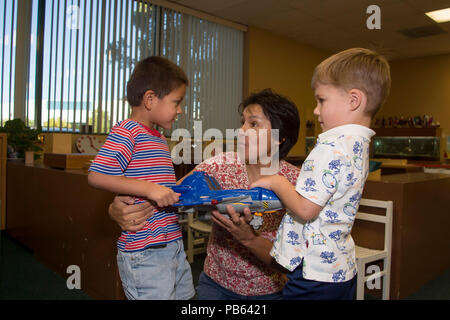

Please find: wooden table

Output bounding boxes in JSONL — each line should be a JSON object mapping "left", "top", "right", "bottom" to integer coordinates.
{"left": 355, "top": 172, "right": 450, "bottom": 299}
{"left": 6, "top": 161, "right": 124, "bottom": 299}
{"left": 5, "top": 161, "right": 198, "bottom": 299}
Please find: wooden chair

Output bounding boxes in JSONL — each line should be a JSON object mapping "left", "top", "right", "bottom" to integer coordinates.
{"left": 355, "top": 198, "right": 393, "bottom": 300}
{"left": 185, "top": 210, "right": 212, "bottom": 264}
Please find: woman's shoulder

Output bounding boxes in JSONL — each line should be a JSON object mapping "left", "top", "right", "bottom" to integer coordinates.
{"left": 279, "top": 159, "right": 301, "bottom": 184}
{"left": 200, "top": 151, "right": 241, "bottom": 166}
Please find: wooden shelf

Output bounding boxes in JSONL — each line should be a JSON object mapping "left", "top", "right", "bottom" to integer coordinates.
{"left": 372, "top": 127, "right": 442, "bottom": 137}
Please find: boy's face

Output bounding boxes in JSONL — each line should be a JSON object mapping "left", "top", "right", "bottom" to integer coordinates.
{"left": 313, "top": 83, "right": 352, "bottom": 132}
{"left": 149, "top": 84, "right": 186, "bottom": 130}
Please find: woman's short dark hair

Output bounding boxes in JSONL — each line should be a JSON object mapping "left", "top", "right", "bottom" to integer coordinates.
{"left": 127, "top": 56, "right": 188, "bottom": 106}
{"left": 239, "top": 88, "right": 300, "bottom": 159}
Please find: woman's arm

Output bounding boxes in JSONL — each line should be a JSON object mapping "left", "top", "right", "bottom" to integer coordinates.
{"left": 108, "top": 195, "right": 155, "bottom": 232}
{"left": 106, "top": 169, "right": 197, "bottom": 232}
{"left": 88, "top": 171, "right": 180, "bottom": 207}
{"left": 176, "top": 168, "right": 196, "bottom": 185}
{"left": 211, "top": 206, "right": 288, "bottom": 273}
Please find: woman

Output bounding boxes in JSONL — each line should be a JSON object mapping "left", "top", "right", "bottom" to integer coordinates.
{"left": 109, "top": 88, "right": 301, "bottom": 299}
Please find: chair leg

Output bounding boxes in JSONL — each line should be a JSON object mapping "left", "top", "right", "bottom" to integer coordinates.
{"left": 187, "top": 226, "right": 194, "bottom": 264}
{"left": 382, "top": 258, "right": 390, "bottom": 300}
{"left": 356, "top": 261, "right": 365, "bottom": 300}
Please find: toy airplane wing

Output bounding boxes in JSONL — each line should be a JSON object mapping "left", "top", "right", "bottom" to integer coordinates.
{"left": 172, "top": 194, "right": 248, "bottom": 207}
{"left": 171, "top": 185, "right": 192, "bottom": 193}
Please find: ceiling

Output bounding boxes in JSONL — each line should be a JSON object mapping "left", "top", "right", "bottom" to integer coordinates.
{"left": 167, "top": 0, "right": 450, "bottom": 60}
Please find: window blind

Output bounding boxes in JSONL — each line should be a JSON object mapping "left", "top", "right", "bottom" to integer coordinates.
{"left": 3, "top": 0, "right": 244, "bottom": 135}
{"left": 161, "top": 8, "right": 244, "bottom": 135}
{"left": 0, "top": 0, "right": 17, "bottom": 126}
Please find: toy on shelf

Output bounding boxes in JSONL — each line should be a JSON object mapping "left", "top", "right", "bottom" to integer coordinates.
{"left": 171, "top": 171, "right": 284, "bottom": 230}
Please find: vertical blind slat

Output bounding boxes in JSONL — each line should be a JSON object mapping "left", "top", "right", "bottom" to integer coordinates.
{"left": 1, "top": 1, "right": 8, "bottom": 125}
{"left": 8, "top": 1, "right": 16, "bottom": 121}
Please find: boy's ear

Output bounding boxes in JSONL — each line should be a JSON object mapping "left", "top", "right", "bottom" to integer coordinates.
{"left": 143, "top": 90, "right": 157, "bottom": 111}
{"left": 348, "top": 89, "right": 365, "bottom": 111}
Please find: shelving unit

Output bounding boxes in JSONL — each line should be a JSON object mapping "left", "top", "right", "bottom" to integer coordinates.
{"left": 372, "top": 127, "right": 442, "bottom": 161}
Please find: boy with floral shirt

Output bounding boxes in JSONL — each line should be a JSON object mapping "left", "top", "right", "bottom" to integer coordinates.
{"left": 251, "top": 48, "right": 391, "bottom": 299}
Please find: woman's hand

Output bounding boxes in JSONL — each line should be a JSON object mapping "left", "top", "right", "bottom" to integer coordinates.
{"left": 212, "top": 204, "right": 283, "bottom": 269}
{"left": 211, "top": 205, "right": 257, "bottom": 246}
{"left": 108, "top": 195, "right": 155, "bottom": 232}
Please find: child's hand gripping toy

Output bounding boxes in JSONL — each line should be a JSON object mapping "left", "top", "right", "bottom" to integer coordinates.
{"left": 171, "top": 171, "right": 284, "bottom": 230}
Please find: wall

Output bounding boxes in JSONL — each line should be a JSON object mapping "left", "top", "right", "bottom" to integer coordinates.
{"left": 378, "top": 53, "right": 450, "bottom": 146}
{"left": 244, "top": 26, "right": 330, "bottom": 156}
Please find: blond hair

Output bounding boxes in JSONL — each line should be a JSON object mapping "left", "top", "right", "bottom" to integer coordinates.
{"left": 311, "top": 48, "right": 391, "bottom": 116}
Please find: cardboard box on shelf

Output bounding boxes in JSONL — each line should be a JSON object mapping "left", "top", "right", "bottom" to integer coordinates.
{"left": 44, "top": 153, "right": 96, "bottom": 169}
{"left": 46, "top": 133, "right": 73, "bottom": 154}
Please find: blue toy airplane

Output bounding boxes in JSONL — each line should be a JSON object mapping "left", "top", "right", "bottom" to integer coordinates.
{"left": 171, "top": 171, "right": 284, "bottom": 229}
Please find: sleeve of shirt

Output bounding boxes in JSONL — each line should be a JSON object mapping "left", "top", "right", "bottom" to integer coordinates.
{"left": 88, "top": 124, "right": 135, "bottom": 175}
{"left": 296, "top": 143, "right": 345, "bottom": 207}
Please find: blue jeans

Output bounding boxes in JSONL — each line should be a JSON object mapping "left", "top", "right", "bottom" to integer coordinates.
{"left": 116, "top": 239, "right": 195, "bottom": 300}
{"left": 283, "top": 263, "right": 357, "bottom": 300}
{"left": 196, "top": 272, "right": 283, "bottom": 300}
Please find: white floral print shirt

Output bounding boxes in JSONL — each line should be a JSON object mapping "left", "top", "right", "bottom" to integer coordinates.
{"left": 270, "top": 124, "right": 376, "bottom": 283}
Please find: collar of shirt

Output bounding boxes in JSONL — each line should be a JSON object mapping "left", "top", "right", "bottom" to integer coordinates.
{"left": 132, "top": 120, "right": 162, "bottom": 137}
{"left": 318, "top": 124, "right": 375, "bottom": 141}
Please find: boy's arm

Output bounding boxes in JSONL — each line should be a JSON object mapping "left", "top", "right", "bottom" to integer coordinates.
{"left": 251, "top": 175, "right": 322, "bottom": 222}
{"left": 88, "top": 171, "right": 180, "bottom": 208}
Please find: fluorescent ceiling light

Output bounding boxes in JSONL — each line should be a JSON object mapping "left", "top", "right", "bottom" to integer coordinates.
{"left": 425, "top": 8, "right": 450, "bottom": 23}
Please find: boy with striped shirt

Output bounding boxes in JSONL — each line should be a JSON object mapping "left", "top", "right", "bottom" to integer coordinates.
{"left": 88, "top": 56, "right": 194, "bottom": 300}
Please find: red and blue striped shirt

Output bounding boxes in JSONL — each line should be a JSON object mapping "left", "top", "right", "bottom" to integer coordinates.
{"left": 89, "top": 119, "right": 182, "bottom": 252}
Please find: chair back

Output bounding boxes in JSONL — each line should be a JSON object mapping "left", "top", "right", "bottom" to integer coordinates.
{"left": 356, "top": 198, "right": 393, "bottom": 253}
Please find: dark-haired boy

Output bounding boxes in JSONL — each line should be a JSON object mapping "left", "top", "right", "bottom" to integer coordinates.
{"left": 88, "top": 56, "right": 194, "bottom": 300}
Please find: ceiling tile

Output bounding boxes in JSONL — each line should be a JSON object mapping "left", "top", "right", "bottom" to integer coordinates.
{"left": 404, "top": 0, "right": 450, "bottom": 13}
{"left": 168, "top": 0, "right": 450, "bottom": 59}
{"left": 167, "top": 0, "right": 249, "bottom": 13}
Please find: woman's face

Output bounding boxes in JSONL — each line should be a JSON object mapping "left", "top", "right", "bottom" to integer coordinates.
{"left": 239, "top": 104, "right": 277, "bottom": 164}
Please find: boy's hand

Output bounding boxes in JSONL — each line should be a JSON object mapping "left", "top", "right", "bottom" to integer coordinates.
{"left": 147, "top": 183, "right": 180, "bottom": 208}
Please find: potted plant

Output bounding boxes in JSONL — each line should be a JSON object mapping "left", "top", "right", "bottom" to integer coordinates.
{"left": 0, "top": 118, "right": 43, "bottom": 160}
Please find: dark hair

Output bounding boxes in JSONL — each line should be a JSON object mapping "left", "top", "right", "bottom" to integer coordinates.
{"left": 239, "top": 88, "right": 300, "bottom": 159}
{"left": 126, "top": 56, "right": 188, "bottom": 106}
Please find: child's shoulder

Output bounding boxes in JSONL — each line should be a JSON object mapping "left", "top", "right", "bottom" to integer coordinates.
{"left": 109, "top": 119, "right": 143, "bottom": 137}
{"left": 316, "top": 127, "right": 373, "bottom": 155}
{"left": 113, "top": 119, "right": 139, "bottom": 130}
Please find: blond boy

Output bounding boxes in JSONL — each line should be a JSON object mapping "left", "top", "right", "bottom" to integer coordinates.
{"left": 250, "top": 48, "right": 391, "bottom": 299}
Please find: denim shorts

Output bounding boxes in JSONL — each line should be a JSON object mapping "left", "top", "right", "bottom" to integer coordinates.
{"left": 116, "top": 239, "right": 195, "bottom": 300}
{"left": 196, "top": 272, "right": 283, "bottom": 300}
